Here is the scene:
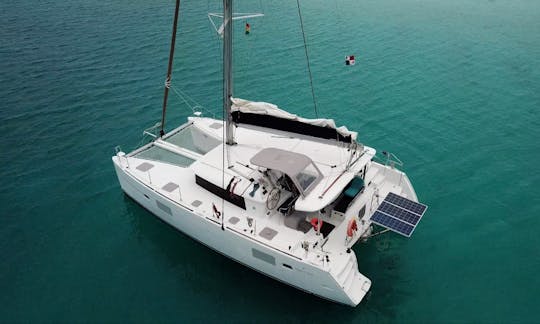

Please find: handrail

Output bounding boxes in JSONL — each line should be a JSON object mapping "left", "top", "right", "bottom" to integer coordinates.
{"left": 143, "top": 122, "right": 161, "bottom": 138}
{"left": 373, "top": 151, "right": 404, "bottom": 169}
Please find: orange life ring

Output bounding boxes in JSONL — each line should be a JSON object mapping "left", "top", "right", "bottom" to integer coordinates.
{"left": 347, "top": 219, "right": 358, "bottom": 237}
{"left": 311, "top": 218, "right": 323, "bottom": 231}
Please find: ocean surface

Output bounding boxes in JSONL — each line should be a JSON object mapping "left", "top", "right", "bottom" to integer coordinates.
{"left": 1, "top": 0, "right": 539, "bottom": 322}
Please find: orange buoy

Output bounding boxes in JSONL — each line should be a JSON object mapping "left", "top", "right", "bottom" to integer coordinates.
{"left": 311, "top": 218, "right": 323, "bottom": 231}
{"left": 347, "top": 219, "right": 358, "bottom": 237}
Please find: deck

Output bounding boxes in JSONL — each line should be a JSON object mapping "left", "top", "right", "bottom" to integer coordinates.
{"left": 117, "top": 116, "right": 407, "bottom": 270}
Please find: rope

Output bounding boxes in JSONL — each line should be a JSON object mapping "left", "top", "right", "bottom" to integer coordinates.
{"left": 296, "top": 0, "right": 319, "bottom": 118}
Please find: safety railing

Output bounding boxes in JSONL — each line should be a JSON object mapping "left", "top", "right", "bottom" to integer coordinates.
{"left": 373, "top": 151, "right": 403, "bottom": 169}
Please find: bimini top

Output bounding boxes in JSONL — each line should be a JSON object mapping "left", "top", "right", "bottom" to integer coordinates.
{"left": 231, "top": 98, "right": 358, "bottom": 143}
{"left": 250, "top": 147, "right": 322, "bottom": 195}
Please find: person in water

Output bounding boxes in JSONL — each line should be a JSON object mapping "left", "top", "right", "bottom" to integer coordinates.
{"left": 245, "top": 23, "right": 251, "bottom": 34}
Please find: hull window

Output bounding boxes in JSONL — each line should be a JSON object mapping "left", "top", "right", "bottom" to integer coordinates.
{"left": 252, "top": 248, "right": 275, "bottom": 265}
{"left": 156, "top": 200, "right": 172, "bottom": 215}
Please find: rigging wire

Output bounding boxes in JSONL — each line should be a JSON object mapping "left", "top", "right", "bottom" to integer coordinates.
{"left": 206, "top": 0, "right": 228, "bottom": 231}
{"left": 221, "top": 89, "right": 226, "bottom": 231}
{"left": 221, "top": 0, "right": 230, "bottom": 231}
{"left": 170, "top": 85, "right": 217, "bottom": 118}
{"left": 295, "top": 0, "right": 319, "bottom": 118}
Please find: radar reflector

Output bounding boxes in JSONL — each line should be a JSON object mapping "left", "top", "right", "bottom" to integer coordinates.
{"left": 370, "top": 192, "right": 427, "bottom": 237}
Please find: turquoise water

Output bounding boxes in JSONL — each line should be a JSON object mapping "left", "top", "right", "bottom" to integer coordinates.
{"left": 1, "top": 0, "right": 540, "bottom": 322}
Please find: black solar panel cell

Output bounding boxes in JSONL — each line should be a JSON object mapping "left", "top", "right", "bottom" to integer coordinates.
{"left": 371, "top": 211, "right": 414, "bottom": 237}
{"left": 386, "top": 192, "right": 427, "bottom": 215}
{"left": 379, "top": 201, "right": 421, "bottom": 225}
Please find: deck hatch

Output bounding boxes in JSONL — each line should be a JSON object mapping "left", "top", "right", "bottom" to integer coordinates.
{"left": 162, "top": 182, "right": 179, "bottom": 192}
{"left": 191, "top": 200, "right": 202, "bottom": 207}
{"left": 136, "top": 162, "right": 154, "bottom": 172}
{"left": 259, "top": 227, "right": 278, "bottom": 241}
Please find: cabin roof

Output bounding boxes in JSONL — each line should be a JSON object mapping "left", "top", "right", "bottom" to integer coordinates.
{"left": 250, "top": 147, "right": 312, "bottom": 177}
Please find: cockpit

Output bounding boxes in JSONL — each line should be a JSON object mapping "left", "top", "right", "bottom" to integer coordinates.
{"left": 250, "top": 147, "right": 322, "bottom": 197}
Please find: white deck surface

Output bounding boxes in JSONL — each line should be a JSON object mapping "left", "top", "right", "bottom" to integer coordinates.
{"left": 121, "top": 117, "right": 415, "bottom": 259}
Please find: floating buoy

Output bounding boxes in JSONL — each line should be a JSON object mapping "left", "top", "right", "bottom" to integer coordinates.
{"left": 311, "top": 218, "right": 323, "bottom": 231}
{"left": 347, "top": 219, "right": 358, "bottom": 237}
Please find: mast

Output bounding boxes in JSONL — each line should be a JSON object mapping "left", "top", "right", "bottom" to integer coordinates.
{"left": 223, "top": 0, "right": 235, "bottom": 145}
{"left": 160, "top": 0, "right": 181, "bottom": 137}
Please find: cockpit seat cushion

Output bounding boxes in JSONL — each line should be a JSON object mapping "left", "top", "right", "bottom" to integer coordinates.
{"left": 344, "top": 177, "right": 364, "bottom": 198}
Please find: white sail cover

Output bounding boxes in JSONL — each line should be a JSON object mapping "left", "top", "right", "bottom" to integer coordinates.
{"left": 231, "top": 98, "right": 357, "bottom": 141}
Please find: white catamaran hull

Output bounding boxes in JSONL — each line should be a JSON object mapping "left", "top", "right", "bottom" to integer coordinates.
{"left": 112, "top": 158, "right": 371, "bottom": 306}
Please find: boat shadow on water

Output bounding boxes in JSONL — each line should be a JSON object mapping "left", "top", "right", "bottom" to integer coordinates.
{"left": 354, "top": 237, "right": 413, "bottom": 320}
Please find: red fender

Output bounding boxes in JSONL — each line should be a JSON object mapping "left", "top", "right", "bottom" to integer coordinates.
{"left": 310, "top": 218, "right": 323, "bottom": 231}
{"left": 347, "top": 219, "right": 358, "bottom": 237}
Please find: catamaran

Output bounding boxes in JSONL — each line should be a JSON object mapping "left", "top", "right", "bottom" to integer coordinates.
{"left": 112, "top": 0, "right": 427, "bottom": 306}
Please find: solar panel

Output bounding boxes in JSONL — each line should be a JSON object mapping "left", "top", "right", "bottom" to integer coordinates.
{"left": 378, "top": 201, "right": 421, "bottom": 225}
{"left": 369, "top": 192, "right": 428, "bottom": 237}
{"left": 385, "top": 192, "right": 427, "bottom": 216}
{"left": 371, "top": 211, "right": 414, "bottom": 237}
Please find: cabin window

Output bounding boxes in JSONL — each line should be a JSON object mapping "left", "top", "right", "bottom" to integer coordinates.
{"left": 296, "top": 163, "right": 318, "bottom": 191}
{"left": 358, "top": 205, "right": 366, "bottom": 218}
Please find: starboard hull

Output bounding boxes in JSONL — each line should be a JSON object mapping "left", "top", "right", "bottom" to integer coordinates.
{"left": 112, "top": 157, "right": 370, "bottom": 306}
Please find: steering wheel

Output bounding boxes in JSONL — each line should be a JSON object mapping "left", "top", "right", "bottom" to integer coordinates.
{"left": 266, "top": 188, "right": 281, "bottom": 210}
